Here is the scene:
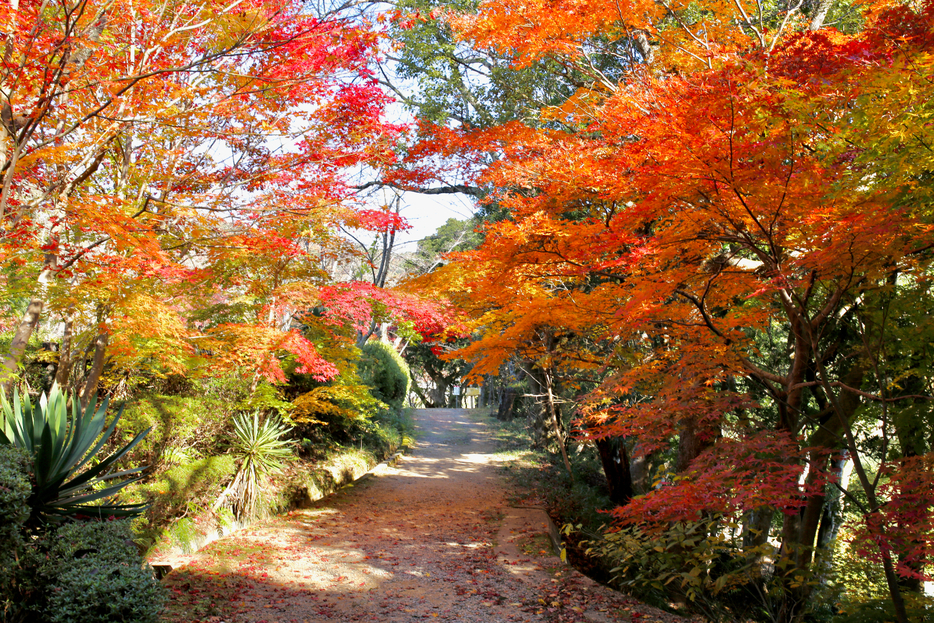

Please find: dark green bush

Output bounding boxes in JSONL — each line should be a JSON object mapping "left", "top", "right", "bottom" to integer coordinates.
{"left": 38, "top": 520, "right": 164, "bottom": 623}
{"left": 0, "top": 445, "right": 30, "bottom": 543}
{"left": 0, "top": 445, "right": 32, "bottom": 621}
{"left": 359, "top": 340, "right": 411, "bottom": 409}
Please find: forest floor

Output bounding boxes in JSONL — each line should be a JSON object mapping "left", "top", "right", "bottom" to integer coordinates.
{"left": 159, "top": 408, "right": 698, "bottom": 623}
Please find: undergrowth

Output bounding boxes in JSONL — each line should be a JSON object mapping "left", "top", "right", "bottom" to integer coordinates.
{"left": 130, "top": 407, "right": 411, "bottom": 558}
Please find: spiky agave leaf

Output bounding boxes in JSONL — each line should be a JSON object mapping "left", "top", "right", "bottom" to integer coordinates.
{"left": 232, "top": 411, "right": 293, "bottom": 472}
{"left": 217, "top": 412, "right": 293, "bottom": 519}
{"left": 0, "top": 384, "right": 151, "bottom": 524}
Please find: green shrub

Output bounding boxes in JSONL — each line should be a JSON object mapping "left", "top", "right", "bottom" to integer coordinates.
{"left": 0, "top": 445, "right": 30, "bottom": 542}
{"left": 0, "top": 445, "right": 32, "bottom": 621}
{"left": 132, "top": 455, "right": 236, "bottom": 550}
{"left": 116, "top": 393, "right": 235, "bottom": 469}
{"left": 140, "top": 454, "right": 237, "bottom": 505}
{"left": 585, "top": 519, "right": 788, "bottom": 621}
{"left": 164, "top": 516, "right": 201, "bottom": 554}
{"left": 832, "top": 594, "right": 934, "bottom": 623}
{"left": 359, "top": 340, "right": 411, "bottom": 409}
{"left": 830, "top": 538, "right": 934, "bottom": 622}
{"left": 358, "top": 407, "right": 414, "bottom": 456}
{"left": 38, "top": 520, "right": 165, "bottom": 623}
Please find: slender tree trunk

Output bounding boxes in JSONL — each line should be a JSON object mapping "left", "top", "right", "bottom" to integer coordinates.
{"left": 808, "top": 349, "right": 910, "bottom": 623}
{"left": 893, "top": 379, "right": 928, "bottom": 593}
{"left": 54, "top": 312, "right": 75, "bottom": 389}
{"left": 742, "top": 506, "right": 774, "bottom": 584}
{"left": 815, "top": 453, "right": 849, "bottom": 583}
{"left": 543, "top": 367, "right": 573, "bottom": 476}
{"left": 808, "top": 0, "right": 835, "bottom": 30}
{"left": 79, "top": 324, "right": 109, "bottom": 408}
{"left": 523, "top": 366, "right": 549, "bottom": 447}
{"left": 1, "top": 253, "right": 57, "bottom": 393}
{"left": 630, "top": 443, "right": 653, "bottom": 495}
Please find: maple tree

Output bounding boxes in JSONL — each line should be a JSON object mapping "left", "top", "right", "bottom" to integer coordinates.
{"left": 0, "top": 0, "right": 451, "bottom": 398}
{"left": 404, "top": 0, "right": 934, "bottom": 619}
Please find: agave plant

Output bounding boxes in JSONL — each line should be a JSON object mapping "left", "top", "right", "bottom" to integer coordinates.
{"left": 0, "top": 384, "right": 151, "bottom": 525}
{"left": 214, "top": 412, "right": 293, "bottom": 520}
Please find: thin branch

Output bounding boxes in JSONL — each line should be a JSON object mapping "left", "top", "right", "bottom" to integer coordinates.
{"left": 354, "top": 180, "right": 484, "bottom": 197}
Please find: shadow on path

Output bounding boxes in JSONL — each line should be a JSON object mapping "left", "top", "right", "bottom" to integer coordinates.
{"left": 160, "top": 409, "right": 688, "bottom": 623}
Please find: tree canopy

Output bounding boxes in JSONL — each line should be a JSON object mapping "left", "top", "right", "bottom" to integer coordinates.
{"left": 406, "top": 0, "right": 934, "bottom": 619}
{"left": 2, "top": 0, "right": 933, "bottom": 618}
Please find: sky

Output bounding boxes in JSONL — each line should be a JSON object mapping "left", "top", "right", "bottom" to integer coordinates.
{"left": 353, "top": 93, "right": 480, "bottom": 251}
{"left": 394, "top": 191, "right": 477, "bottom": 250}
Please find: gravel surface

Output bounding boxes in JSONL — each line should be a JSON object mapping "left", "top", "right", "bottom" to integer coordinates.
{"left": 161, "top": 408, "right": 697, "bottom": 623}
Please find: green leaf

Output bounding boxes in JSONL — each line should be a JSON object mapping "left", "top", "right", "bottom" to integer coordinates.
{"left": 0, "top": 384, "right": 150, "bottom": 525}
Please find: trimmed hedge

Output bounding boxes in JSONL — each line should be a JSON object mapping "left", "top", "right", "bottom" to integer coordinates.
{"left": 38, "top": 520, "right": 165, "bottom": 623}
{"left": 359, "top": 340, "right": 411, "bottom": 409}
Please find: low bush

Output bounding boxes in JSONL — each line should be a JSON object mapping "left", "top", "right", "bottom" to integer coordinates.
{"left": 357, "top": 407, "right": 414, "bottom": 456}
{"left": 37, "top": 520, "right": 165, "bottom": 623}
{"left": 130, "top": 455, "right": 237, "bottom": 550}
{"left": 831, "top": 595, "right": 934, "bottom": 623}
{"left": 115, "top": 393, "right": 235, "bottom": 470}
{"left": 0, "top": 445, "right": 32, "bottom": 621}
{"left": 585, "top": 519, "right": 769, "bottom": 619}
{"left": 0, "top": 445, "right": 30, "bottom": 545}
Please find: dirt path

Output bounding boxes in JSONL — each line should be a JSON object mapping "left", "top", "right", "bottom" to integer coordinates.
{"left": 161, "top": 409, "right": 691, "bottom": 623}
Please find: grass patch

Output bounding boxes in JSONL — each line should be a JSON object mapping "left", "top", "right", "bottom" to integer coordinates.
{"left": 128, "top": 455, "right": 238, "bottom": 553}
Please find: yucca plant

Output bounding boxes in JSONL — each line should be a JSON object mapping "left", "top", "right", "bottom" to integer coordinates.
{"left": 214, "top": 412, "right": 293, "bottom": 520}
{"left": 0, "top": 384, "right": 151, "bottom": 526}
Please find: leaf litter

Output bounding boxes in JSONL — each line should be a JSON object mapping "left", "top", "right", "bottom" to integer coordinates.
{"left": 161, "top": 409, "right": 698, "bottom": 623}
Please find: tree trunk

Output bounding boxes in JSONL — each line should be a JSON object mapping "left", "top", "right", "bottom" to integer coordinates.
{"left": 742, "top": 506, "right": 774, "bottom": 583}
{"left": 523, "top": 366, "right": 550, "bottom": 448}
{"left": 630, "top": 444, "right": 653, "bottom": 495}
{"left": 1, "top": 298, "right": 44, "bottom": 393}
{"left": 595, "top": 437, "right": 634, "bottom": 504}
{"left": 675, "top": 413, "right": 715, "bottom": 473}
{"left": 79, "top": 326, "right": 109, "bottom": 409}
{"left": 0, "top": 254, "right": 57, "bottom": 393}
{"left": 815, "top": 452, "right": 849, "bottom": 584}
{"left": 497, "top": 387, "right": 519, "bottom": 421}
{"left": 543, "top": 367, "right": 572, "bottom": 476}
{"left": 429, "top": 378, "right": 449, "bottom": 408}
{"left": 808, "top": 0, "right": 835, "bottom": 30}
{"left": 892, "top": 377, "right": 929, "bottom": 593}
{"left": 54, "top": 313, "right": 75, "bottom": 389}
